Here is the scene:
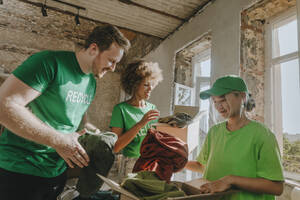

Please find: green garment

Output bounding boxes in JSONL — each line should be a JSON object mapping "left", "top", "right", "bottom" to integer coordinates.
{"left": 109, "top": 102, "right": 157, "bottom": 158}
{"left": 121, "top": 171, "right": 185, "bottom": 200}
{"left": 0, "top": 50, "right": 96, "bottom": 178}
{"left": 197, "top": 121, "right": 284, "bottom": 200}
{"left": 77, "top": 131, "right": 117, "bottom": 198}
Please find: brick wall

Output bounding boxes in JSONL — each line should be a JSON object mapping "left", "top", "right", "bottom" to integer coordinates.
{"left": 0, "top": 0, "right": 161, "bottom": 131}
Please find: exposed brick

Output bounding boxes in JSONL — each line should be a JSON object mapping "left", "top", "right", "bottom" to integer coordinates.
{"left": 0, "top": 0, "right": 161, "bottom": 131}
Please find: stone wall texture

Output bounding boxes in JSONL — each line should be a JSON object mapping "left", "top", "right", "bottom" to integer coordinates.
{"left": 0, "top": 0, "right": 161, "bottom": 131}
{"left": 175, "top": 34, "right": 211, "bottom": 87}
{"left": 240, "top": 0, "right": 296, "bottom": 122}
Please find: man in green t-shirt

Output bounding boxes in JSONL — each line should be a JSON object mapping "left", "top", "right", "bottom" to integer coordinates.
{"left": 0, "top": 25, "right": 130, "bottom": 200}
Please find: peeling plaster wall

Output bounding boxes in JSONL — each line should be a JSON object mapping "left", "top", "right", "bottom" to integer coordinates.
{"left": 175, "top": 34, "right": 211, "bottom": 87}
{"left": 240, "top": 0, "right": 296, "bottom": 122}
{"left": 144, "top": 0, "right": 257, "bottom": 116}
{"left": 0, "top": 0, "right": 161, "bottom": 131}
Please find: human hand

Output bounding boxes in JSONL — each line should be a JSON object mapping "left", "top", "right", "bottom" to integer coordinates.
{"left": 53, "top": 129, "right": 90, "bottom": 168}
{"left": 199, "top": 176, "right": 232, "bottom": 194}
{"left": 139, "top": 109, "right": 160, "bottom": 126}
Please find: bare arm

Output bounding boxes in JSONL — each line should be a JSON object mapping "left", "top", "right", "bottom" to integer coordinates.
{"left": 185, "top": 161, "right": 205, "bottom": 173}
{"left": 199, "top": 175, "right": 284, "bottom": 196}
{"left": 112, "top": 109, "right": 159, "bottom": 153}
{"left": 0, "top": 75, "right": 89, "bottom": 168}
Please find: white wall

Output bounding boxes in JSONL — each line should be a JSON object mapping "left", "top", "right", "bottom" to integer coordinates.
{"left": 145, "top": 0, "right": 256, "bottom": 116}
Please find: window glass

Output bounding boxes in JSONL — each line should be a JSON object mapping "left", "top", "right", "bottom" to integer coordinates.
{"left": 273, "top": 18, "right": 298, "bottom": 57}
{"left": 200, "top": 59, "right": 211, "bottom": 77}
{"left": 270, "top": 12, "right": 300, "bottom": 176}
{"left": 280, "top": 59, "right": 300, "bottom": 134}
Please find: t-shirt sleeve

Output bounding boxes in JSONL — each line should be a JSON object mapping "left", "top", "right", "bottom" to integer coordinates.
{"left": 196, "top": 130, "right": 211, "bottom": 165}
{"left": 256, "top": 129, "right": 284, "bottom": 181}
{"left": 12, "top": 51, "right": 56, "bottom": 92}
{"left": 109, "top": 105, "right": 124, "bottom": 129}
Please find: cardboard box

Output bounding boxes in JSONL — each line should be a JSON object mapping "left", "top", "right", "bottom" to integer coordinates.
{"left": 154, "top": 105, "right": 206, "bottom": 153}
{"left": 98, "top": 175, "right": 237, "bottom": 200}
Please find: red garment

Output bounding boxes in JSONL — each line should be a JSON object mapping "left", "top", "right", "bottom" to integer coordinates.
{"left": 132, "top": 129, "right": 188, "bottom": 182}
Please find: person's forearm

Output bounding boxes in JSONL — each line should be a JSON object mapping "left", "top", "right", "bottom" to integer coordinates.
{"left": 185, "top": 161, "right": 205, "bottom": 173}
{"left": 113, "top": 122, "right": 145, "bottom": 153}
{"left": 0, "top": 101, "right": 62, "bottom": 148}
{"left": 224, "top": 175, "right": 284, "bottom": 195}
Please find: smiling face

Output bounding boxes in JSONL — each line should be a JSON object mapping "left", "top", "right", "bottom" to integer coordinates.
{"left": 134, "top": 77, "right": 157, "bottom": 101}
{"left": 212, "top": 92, "right": 245, "bottom": 119}
{"left": 92, "top": 42, "right": 124, "bottom": 78}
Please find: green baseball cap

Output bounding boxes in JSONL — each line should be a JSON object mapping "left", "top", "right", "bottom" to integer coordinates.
{"left": 200, "top": 75, "right": 248, "bottom": 100}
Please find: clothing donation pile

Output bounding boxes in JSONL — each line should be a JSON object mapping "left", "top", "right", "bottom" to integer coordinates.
{"left": 122, "top": 171, "right": 185, "bottom": 200}
{"left": 120, "top": 129, "right": 188, "bottom": 199}
{"left": 132, "top": 128, "right": 188, "bottom": 182}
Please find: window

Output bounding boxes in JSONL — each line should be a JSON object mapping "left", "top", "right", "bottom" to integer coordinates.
{"left": 186, "top": 49, "right": 211, "bottom": 180}
{"left": 192, "top": 49, "right": 211, "bottom": 138}
{"left": 172, "top": 37, "right": 211, "bottom": 182}
{"left": 265, "top": 8, "right": 300, "bottom": 180}
{"left": 174, "top": 83, "right": 193, "bottom": 106}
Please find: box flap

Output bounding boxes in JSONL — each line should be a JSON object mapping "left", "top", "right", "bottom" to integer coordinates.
{"left": 97, "top": 174, "right": 139, "bottom": 200}
{"left": 98, "top": 175, "right": 238, "bottom": 200}
{"left": 174, "top": 105, "right": 199, "bottom": 119}
{"left": 174, "top": 105, "right": 208, "bottom": 123}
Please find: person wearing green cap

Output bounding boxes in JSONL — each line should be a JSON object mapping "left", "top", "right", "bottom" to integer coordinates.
{"left": 185, "top": 75, "right": 284, "bottom": 200}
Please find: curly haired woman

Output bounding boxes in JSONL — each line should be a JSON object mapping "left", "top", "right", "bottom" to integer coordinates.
{"left": 109, "top": 60, "right": 163, "bottom": 182}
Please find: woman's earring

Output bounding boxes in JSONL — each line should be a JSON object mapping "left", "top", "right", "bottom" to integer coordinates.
{"left": 241, "top": 102, "right": 245, "bottom": 109}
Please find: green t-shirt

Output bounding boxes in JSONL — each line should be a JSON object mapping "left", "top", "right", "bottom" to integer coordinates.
{"left": 197, "top": 121, "right": 284, "bottom": 200}
{"left": 0, "top": 50, "right": 96, "bottom": 178}
{"left": 109, "top": 101, "right": 157, "bottom": 158}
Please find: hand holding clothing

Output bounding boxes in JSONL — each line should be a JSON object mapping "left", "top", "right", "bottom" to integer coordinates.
{"left": 54, "top": 129, "right": 89, "bottom": 168}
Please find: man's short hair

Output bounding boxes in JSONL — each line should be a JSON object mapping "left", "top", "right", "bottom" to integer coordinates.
{"left": 84, "top": 25, "right": 131, "bottom": 52}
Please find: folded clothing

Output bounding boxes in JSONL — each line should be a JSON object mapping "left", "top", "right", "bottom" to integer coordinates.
{"left": 122, "top": 171, "right": 185, "bottom": 200}
{"left": 132, "top": 129, "right": 188, "bottom": 182}
{"left": 77, "top": 131, "right": 117, "bottom": 198}
{"left": 158, "top": 112, "right": 192, "bottom": 128}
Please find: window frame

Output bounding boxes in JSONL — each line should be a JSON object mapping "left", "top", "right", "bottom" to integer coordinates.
{"left": 265, "top": 7, "right": 300, "bottom": 181}
{"left": 192, "top": 49, "right": 211, "bottom": 107}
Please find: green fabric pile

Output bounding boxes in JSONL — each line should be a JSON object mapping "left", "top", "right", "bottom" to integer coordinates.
{"left": 77, "top": 131, "right": 117, "bottom": 198}
{"left": 121, "top": 171, "right": 185, "bottom": 200}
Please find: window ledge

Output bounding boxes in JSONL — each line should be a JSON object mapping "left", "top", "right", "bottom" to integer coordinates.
{"left": 284, "top": 171, "right": 300, "bottom": 183}
{"left": 285, "top": 179, "right": 300, "bottom": 188}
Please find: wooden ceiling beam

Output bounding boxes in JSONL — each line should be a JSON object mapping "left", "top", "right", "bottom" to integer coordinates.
{"left": 17, "top": 0, "right": 172, "bottom": 40}
{"left": 118, "top": 0, "right": 184, "bottom": 21}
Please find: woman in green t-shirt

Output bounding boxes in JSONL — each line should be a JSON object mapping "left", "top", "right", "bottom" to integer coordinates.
{"left": 185, "top": 75, "right": 284, "bottom": 200}
{"left": 109, "top": 60, "right": 163, "bottom": 182}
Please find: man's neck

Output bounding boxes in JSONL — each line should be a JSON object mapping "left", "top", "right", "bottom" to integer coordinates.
{"left": 76, "top": 50, "right": 92, "bottom": 74}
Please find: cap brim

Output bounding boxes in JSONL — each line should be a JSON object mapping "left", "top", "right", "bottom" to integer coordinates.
{"left": 199, "top": 87, "right": 233, "bottom": 100}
